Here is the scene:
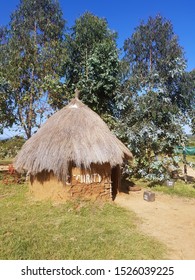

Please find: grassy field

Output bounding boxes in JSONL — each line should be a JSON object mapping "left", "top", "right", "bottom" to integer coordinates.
{"left": 187, "top": 154, "right": 195, "bottom": 163}
{"left": 150, "top": 180, "right": 195, "bottom": 198}
{"left": 0, "top": 159, "right": 13, "bottom": 165}
{"left": 131, "top": 177, "right": 195, "bottom": 198}
{"left": 0, "top": 182, "right": 166, "bottom": 260}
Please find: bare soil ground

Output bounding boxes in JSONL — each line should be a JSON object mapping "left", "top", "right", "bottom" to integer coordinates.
{"left": 115, "top": 167, "right": 195, "bottom": 260}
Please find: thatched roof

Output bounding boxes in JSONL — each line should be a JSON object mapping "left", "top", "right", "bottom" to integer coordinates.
{"left": 14, "top": 98, "right": 133, "bottom": 181}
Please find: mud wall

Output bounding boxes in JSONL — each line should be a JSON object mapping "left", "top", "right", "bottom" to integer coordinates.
{"left": 29, "top": 163, "right": 113, "bottom": 201}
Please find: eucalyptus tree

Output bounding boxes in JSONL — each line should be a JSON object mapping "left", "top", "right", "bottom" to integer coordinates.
{"left": 0, "top": 0, "right": 66, "bottom": 138}
{"left": 180, "top": 70, "right": 195, "bottom": 135}
{"left": 117, "top": 15, "right": 190, "bottom": 181}
{"left": 0, "top": 77, "right": 15, "bottom": 134}
{"left": 62, "top": 12, "right": 119, "bottom": 115}
{"left": 0, "top": 27, "right": 15, "bottom": 133}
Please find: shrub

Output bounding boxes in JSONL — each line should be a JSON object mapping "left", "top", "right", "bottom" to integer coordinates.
{"left": 0, "top": 136, "right": 25, "bottom": 159}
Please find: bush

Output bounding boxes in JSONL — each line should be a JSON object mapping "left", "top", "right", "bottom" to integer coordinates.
{"left": 0, "top": 136, "right": 25, "bottom": 159}
{"left": 123, "top": 155, "right": 181, "bottom": 183}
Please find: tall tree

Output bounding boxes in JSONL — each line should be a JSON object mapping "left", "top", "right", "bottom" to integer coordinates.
{"left": 62, "top": 12, "right": 119, "bottom": 115}
{"left": 179, "top": 70, "right": 195, "bottom": 135}
{"left": 0, "top": 0, "right": 66, "bottom": 138}
{"left": 0, "top": 77, "right": 15, "bottom": 134}
{"left": 0, "top": 27, "right": 15, "bottom": 133}
{"left": 117, "top": 15, "right": 190, "bottom": 181}
{"left": 123, "top": 15, "right": 186, "bottom": 100}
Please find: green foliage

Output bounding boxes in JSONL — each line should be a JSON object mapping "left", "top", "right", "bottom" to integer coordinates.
{"left": 0, "top": 76, "right": 15, "bottom": 133}
{"left": 0, "top": 137, "right": 25, "bottom": 159}
{"left": 63, "top": 12, "right": 119, "bottom": 114}
{"left": 124, "top": 154, "right": 181, "bottom": 182}
{"left": 184, "top": 70, "right": 195, "bottom": 135}
{"left": 123, "top": 15, "right": 186, "bottom": 90}
{"left": 116, "top": 14, "right": 190, "bottom": 182}
{"left": 0, "top": 0, "right": 66, "bottom": 138}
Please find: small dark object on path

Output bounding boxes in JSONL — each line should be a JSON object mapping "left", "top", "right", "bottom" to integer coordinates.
{"left": 143, "top": 191, "right": 155, "bottom": 202}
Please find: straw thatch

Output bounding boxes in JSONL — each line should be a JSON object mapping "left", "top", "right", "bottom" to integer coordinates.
{"left": 14, "top": 98, "right": 133, "bottom": 182}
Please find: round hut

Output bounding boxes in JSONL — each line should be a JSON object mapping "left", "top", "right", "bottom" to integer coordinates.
{"left": 14, "top": 97, "right": 133, "bottom": 201}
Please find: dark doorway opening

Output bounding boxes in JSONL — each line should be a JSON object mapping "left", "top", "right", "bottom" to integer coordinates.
{"left": 111, "top": 165, "right": 121, "bottom": 200}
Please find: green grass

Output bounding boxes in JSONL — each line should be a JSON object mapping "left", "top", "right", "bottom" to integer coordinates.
{"left": 0, "top": 159, "right": 13, "bottom": 165}
{"left": 0, "top": 182, "right": 166, "bottom": 260}
{"left": 133, "top": 178, "right": 195, "bottom": 198}
{"left": 151, "top": 180, "right": 195, "bottom": 198}
{"left": 187, "top": 135, "right": 195, "bottom": 146}
{"left": 186, "top": 154, "right": 195, "bottom": 163}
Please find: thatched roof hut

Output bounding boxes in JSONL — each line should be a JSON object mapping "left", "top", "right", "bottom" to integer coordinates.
{"left": 14, "top": 98, "right": 133, "bottom": 200}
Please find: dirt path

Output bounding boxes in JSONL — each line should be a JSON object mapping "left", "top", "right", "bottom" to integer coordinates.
{"left": 115, "top": 167, "right": 195, "bottom": 260}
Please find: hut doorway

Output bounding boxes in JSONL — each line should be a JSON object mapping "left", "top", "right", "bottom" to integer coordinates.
{"left": 111, "top": 165, "right": 121, "bottom": 200}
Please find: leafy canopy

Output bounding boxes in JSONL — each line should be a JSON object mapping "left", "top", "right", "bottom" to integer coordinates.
{"left": 63, "top": 12, "right": 119, "bottom": 114}
{"left": 0, "top": 0, "right": 66, "bottom": 138}
{"left": 117, "top": 15, "right": 190, "bottom": 181}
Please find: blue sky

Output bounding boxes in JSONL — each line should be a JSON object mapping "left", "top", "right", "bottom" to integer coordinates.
{"left": 0, "top": 0, "right": 194, "bottom": 137}
{"left": 1, "top": 0, "right": 195, "bottom": 71}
